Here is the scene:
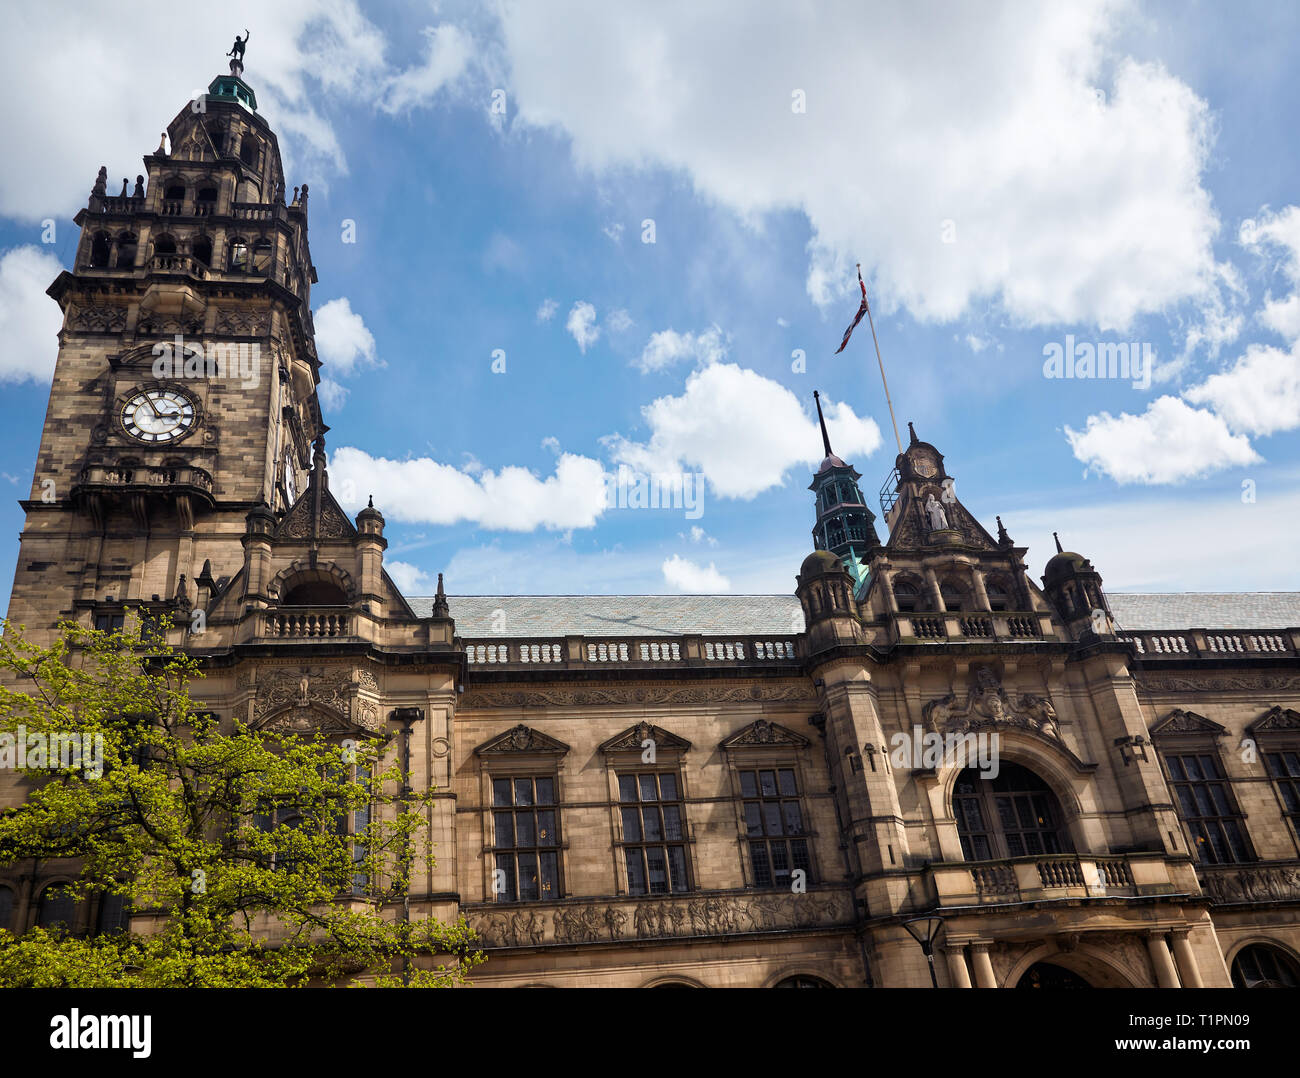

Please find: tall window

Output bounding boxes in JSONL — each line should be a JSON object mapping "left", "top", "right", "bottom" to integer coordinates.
{"left": 492, "top": 776, "right": 560, "bottom": 903}
{"left": 0, "top": 885, "right": 13, "bottom": 933}
{"left": 1231, "top": 944, "right": 1300, "bottom": 988}
{"left": 954, "top": 763, "right": 1068, "bottom": 861}
{"left": 1264, "top": 748, "right": 1300, "bottom": 841}
{"left": 618, "top": 772, "right": 689, "bottom": 895}
{"left": 1164, "top": 753, "right": 1252, "bottom": 864}
{"left": 94, "top": 612, "right": 124, "bottom": 632}
{"left": 38, "top": 884, "right": 76, "bottom": 933}
{"left": 741, "top": 768, "right": 812, "bottom": 888}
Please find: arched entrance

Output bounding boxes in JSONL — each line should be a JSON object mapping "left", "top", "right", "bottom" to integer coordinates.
{"left": 1016, "top": 962, "right": 1092, "bottom": 988}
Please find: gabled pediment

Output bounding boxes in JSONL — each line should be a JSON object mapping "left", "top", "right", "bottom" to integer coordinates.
{"left": 1248, "top": 706, "right": 1300, "bottom": 736}
{"left": 720, "top": 720, "right": 809, "bottom": 750}
{"left": 599, "top": 722, "right": 691, "bottom": 754}
{"left": 474, "top": 724, "right": 570, "bottom": 757}
{"left": 1150, "top": 709, "right": 1227, "bottom": 738}
{"left": 275, "top": 484, "right": 356, "bottom": 541}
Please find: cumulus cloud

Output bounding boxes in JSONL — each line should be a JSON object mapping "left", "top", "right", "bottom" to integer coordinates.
{"left": 605, "top": 363, "right": 881, "bottom": 499}
{"left": 1064, "top": 396, "right": 1259, "bottom": 484}
{"left": 329, "top": 446, "right": 608, "bottom": 531}
{"left": 314, "top": 297, "right": 378, "bottom": 377}
{"left": 0, "top": 246, "right": 64, "bottom": 383}
{"left": 566, "top": 301, "right": 600, "bottom": 352}
{"left": 536, "top": 298, "right": 559, "bottom": 322}
{"left": 497, "top": 2, "right": 1224, "bottom": 330}
{"left": 379, "top": 24, "right": 476, "bottom": 114}
{"left": 1182, "top": 343, "right": 1300, "bottom": 437}
{"left": 316, "top": 378, "right": 349, "bottom": 412}
{"left": 605, "top": 308, "right": 634, "bottom": 333}
{"left": 385, "top": 559, "right": 433, "bottom": 593}
{"left": 662, "top": 554, "right": 730, "bottom": 593}
{"left": 636, "top": 326, "right": 728, "bottom": 373}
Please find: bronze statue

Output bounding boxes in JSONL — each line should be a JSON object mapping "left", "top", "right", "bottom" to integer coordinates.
{"left": 227, "top": 29, "right": 249, "bottom": 63}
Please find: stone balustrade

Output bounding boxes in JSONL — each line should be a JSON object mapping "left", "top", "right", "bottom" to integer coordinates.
{"left": 928, "top": 853, "right": 1159, "bottom": 907}
{"left": 462, "top": 635, "right": 801, "bottom": 668}
{"left": 1121, "top": 630, "right": 1296, "bottom": 658}
{"left": 262, "top": 608, "right": 352, "bottom": 640}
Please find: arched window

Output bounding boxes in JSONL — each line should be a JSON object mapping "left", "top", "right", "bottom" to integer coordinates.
{"left": 192, "top": 236, "right": 212, "bottom": 267}
{"left": 37, "top": 884, "right": 76, "bottom": 933}
{"left": 954, "top": 763, "right": 1069, "bottom": 861}
{"left": 95, "top": 892, "right": 128, "bottom": 935}
{"left": 894, "top": 578, "right": 922, "bottom": 613}
{"left": 986, "top": 574, "right": 1014, "bottom": 612}
{"left": 228, "top": 238, "right": 249, "bottom": 272}
{"left": 940, "top": 580, "right": 967, "bottom": 612}
{"left": 196, "top": 186, "right": 218, "bottom": 215}
{"left": 240, "top": 136, "right": 260, "bottom": 168}
{"left": 90, "top": 232, "right": 111, "bottom": 268}
{"left": 115, "top": 232, "right": 137, "bottom": 268}
{"left": 153, "top": 234, "right": 176, "bottom": 257}
{"left": 207, "top": 126, "right": 226, "bottom": 154}
{"left": 1231, "top": 944, "right": 1300, "bottom": 988}
{"left": 0, "top": 885, "right": 13, "bottom": 933}
{"left": 775, "top": 975, "right": 833, "bottom": 988}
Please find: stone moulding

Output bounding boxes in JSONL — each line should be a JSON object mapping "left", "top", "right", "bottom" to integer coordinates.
{"left": 459, "top": 681, "right": 815, "bottom": 710}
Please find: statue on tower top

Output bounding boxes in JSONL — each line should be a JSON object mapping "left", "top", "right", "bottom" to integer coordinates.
{"left": 226, "top": 29, "right": 250, "bottom": 63}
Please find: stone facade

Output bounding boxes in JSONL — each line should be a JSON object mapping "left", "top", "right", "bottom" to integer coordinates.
{"left": 3, "top": 66, "right": 1300, "bottom": 989}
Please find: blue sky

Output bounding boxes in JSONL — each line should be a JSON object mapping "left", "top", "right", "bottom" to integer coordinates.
{"left": 1, "top": 0, "right": 1299, "bottom": 606}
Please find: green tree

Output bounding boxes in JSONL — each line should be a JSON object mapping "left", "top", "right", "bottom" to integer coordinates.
{"left": 0, "top": 618, "right": 481, "bottom": 986}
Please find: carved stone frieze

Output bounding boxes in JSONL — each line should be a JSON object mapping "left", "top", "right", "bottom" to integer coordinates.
{"left": 1138, "top": 674, "right": 1300, "bottom": 693}
{"left": 922, "top": 665, "right": 1061, "bottom": 740}
{"left": 468, "top": 890, "right": 851, "bottom": 948}
{"left": 70, "top": 305, "right": 127, "bottom": 333}
{"left": 1199, "top": 864, "right": 1300, "bottom": 905}
{"left": 460, "top": 682, "right": 814, "bottom": 710}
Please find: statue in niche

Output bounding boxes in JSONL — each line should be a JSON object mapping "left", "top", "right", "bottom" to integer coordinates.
{"left": 925, "top": 493, "right": 948, "bottom": 531}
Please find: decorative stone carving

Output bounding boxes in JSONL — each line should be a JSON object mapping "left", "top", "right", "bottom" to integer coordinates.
{"left": 460, "top": 682, "right": 814, "bottom": 709}
{"left": 252, "top": 664, "right": 377, "bottom": 735}
{"left": 1149, "top": 708, "right": 1227, "bottom": 737}
{"left": 1139, "top": 674, "right": 1300, "bottom": 693}
{"left": 1199, "top": 864, "right": 1300, "bottom": 905}
{"left": 70, "top": 305, "right": 127, "bottom": 333}
{"left": 720, "top": 719, "right": 810, "bottom": 749}
{"left": 924, "top": 493, "right": 948, "bottom": 531}
{"left": 599, "top": 722, "right": 691, "bottom": 754}
{"left": 468, "top": 891, "right": 850, "bottom": 948}
{"left": 922, "top": 666, "right": 1063, "bottom": 740}
{"left": 1248, "top": 706, "right": 1300, "bottom": 735}
{"left": 215, "top": 309, "right": 267, "bottom": 336}
{"left": 473, "top": 723, "right": 570, "bottom": 757}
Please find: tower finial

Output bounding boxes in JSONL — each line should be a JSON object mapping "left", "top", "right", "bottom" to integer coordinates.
{"left": 432, "top": 572, "right": 450, "bottom": 617}
{"left": 813, "top": 390, "right": 833, "bottom": 458}
{"left": 1053, "top": 531, "right": 1064, "bottom": 554}
{"left": 907, "top": 421, "right": 918, "bottom": 446}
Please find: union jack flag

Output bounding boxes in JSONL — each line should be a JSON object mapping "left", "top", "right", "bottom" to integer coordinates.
{"left": 834, "top": 264, "right": 869, "bottom": 354}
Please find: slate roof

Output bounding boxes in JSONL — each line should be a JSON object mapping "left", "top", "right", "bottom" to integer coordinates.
{"left": 404, "top": 592, "right": 1300, "bottom": 637}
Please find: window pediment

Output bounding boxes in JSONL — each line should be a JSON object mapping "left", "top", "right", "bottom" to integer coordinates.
{"left": 475, "top": 724, "right": 570, "bottom": 757}
{"left": 720, "top": 720, "right": 809, "bottom": 750}
{"left": 600, "top": 722, "right": 691, "bottom": 755}
{"left": 1247, "top": 706, "right": 1300, "bottom": 737}
{"left": 1150, "top": 709, "right": 1227, "bottom": 738}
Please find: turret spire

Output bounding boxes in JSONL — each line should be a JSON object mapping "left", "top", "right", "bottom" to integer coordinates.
{"left": 1053, "top": 531, "right": 1064, "bottom": 554}
{"left": 813, "top": 390, "right": 833, "bottom": 458}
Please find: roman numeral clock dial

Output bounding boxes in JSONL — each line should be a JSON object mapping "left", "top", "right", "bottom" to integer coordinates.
{"left": 121, "top": 387, "right": 197, "bottom": 443}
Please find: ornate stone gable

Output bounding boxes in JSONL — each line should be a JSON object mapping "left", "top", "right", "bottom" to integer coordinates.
{"left": 720, "top": 719, "right": 809, "bottom": 749}
{"left": 275, "top": 484, "right": 355, "bottom": 540}
{"left": 1247, "top": 705, "right": 1300, "bottom": 735}
{"left": 1149, "top": 708, "right": 1227, "bottom": 738}
{"left": 922, "top": 665, "right": 1062, "bottom": 740}
{"left": 249, "top": 663, "right": 382, "bottom": 734}
{"left": 474, "top": 724, "right": 570, "bottom": 757}
{"left": 599, "top": 722, "right": 691, "bottom": 754}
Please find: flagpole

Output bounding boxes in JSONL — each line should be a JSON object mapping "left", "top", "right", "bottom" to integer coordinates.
{"left": 859, "top": 263, "right": 903, "bottom": 454}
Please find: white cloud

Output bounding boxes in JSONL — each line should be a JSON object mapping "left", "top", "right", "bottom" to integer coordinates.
{"left": 536, "top": 298, "right": 558, "bottom": 322}
{"left": 385, "top": 559, "right": 433, "bottom": 594}
{"left": 329, "top": 446, "right": 608, "bottom": 531}
{"left": 497, "top": 3, "right": 1223, "bottom": 331}
{"left": 602, "top": 222, "right": 624, "bottom": 243}
{"left": 605, "top": 308, "right": 633, "bottom": 333}
{"left": 636, "top": 326, "right": 728, "bottom": 373}
{"left": 313, "top": 297, "right": 378, "bottom": 377}
{"left": 380, "top": 24, "right": 476, "bottom": 114}
{"left": 684, "top": 525, "right": 718, "bottom": 547}
{"left": 605, "top": 362, "right": 882, "bottom": 499}
{"left": 316, "top": 378, "right": 349, "bottom": 412}
{"left": 662, "top": 554, "right": 730, "bottom": 593}
{"left": 1182, "top": 343, "right": 1300, "bottom": 437}
{"left": 1241, "top": 206, "right": 1300, "bottom": 341}
{"left": 0, "top": 246, "right": 64, "bottom": 383}
{"left": 1064, "top": 396, "right": 1259, "bottom": 484}
{"left": 566, "top": 301, "right": 600, "bottom": 352}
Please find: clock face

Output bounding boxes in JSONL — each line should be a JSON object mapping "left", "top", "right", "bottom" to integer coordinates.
{"left": 284, "top": 452, "right": 297, "bottom": 503}
{"left": 121, "top": 387, "right": 196, "bottom": 443}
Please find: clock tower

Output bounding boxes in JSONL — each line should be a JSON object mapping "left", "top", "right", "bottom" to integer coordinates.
{"left": 7, "top": 53, "right": 323, "bottom": 641}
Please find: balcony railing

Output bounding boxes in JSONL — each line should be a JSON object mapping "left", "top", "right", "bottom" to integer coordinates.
{"left": 149, "top": 252, "right": 209, "bottom": 277}
{"left": 262, "top": 608, "right": 353, "bottom": 639}
{"left": 927, "top": 853, "right": 1163, "bottom": 907}
{"left": 1120, "top": 630, "right": 1296, "bottom": 658}
{"left": 462, "top": 634, "right": 801, "bottom": 668}
{"left": 894, "top": 610, "right": 1052, "bottom": 644}
{"left": 74, "top": 463, "right": 214, "bottom": 496}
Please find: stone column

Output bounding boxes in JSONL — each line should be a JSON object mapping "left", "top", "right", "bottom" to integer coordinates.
{"left": 969, "top": 568, "right": 991, "bottom": 611}
{"left": 1146, "top": 931, "right": 1181, "bottom": 988}
{"left": 923, "top": 567, "right": 945, "bottom": 612}
{"left": 1170, "top": 929, "right": 1204, "bottom": 988}
{"left": 970, "top": 941, "right": 997, "bottom": 987}
{"left": 945, "top": 946, "right": 973, "bottom": 988}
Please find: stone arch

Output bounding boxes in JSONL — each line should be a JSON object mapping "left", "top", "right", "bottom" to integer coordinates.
{"left": 269, "top": 561, "right": 356, "bottom": 605}
{"left": 640, "top": 974, "right": 709, "bottom": 988}
{"left": 1224, "top": 936, "right": 1300, "bottom": 987}
{"left": 935, "top": 733, "right": 1097, "bottom": 857}
{"left": 762, "top": 964, "right": 842, "bottom": 988}
{"left": 1004, "top": 941, "right": 1146, "bottom": 988}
